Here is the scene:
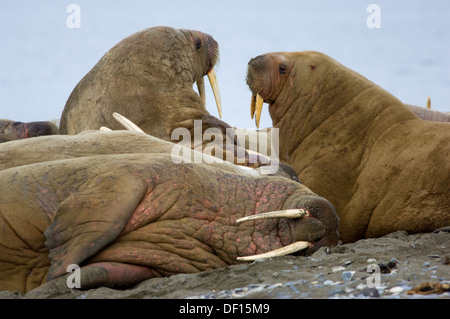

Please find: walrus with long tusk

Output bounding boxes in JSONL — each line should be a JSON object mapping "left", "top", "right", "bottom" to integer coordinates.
{"left": 59, "top": 26, "right": 239, "bottom": 154}
{"left": 0, "top": 114, "right": 339, "bottom": 293}
{"left": 246, "top": 51, "right": 450, "bottom": 243}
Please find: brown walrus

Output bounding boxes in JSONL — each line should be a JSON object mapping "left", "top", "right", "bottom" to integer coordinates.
{"left": 59, "top": 26, "right": 257, "bottom": 165}
{"left": 0, "top": 129, "right": 338, "bottom": 293}
{"left": 0, "top": 119, "right": 58, "bottom": 143}
{"left": 246, "top": 51, "right": 450, "bottom": 243}
{"left": 59, "top": 26, "right": 222, "bottom": 136}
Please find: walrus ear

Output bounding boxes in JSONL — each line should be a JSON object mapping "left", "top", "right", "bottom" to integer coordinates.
{"left": 44, "top": 172, "right": 147, "bottom": 281}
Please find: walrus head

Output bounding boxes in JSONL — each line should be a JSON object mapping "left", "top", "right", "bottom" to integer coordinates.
{"left": 246, "top": 51, "right": 342, "bottom": 128}
{"left": 178, "top": 28, "right": 221, "bottom": 116}
{"left": 110, "top": 26, "right": 222, "bottom": 117}
{"left": 59, "top": 26, "right": 223, "bottom": 136}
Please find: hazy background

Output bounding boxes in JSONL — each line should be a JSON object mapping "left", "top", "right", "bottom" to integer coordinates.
{"left": 1, "top": 0, "right": 449, "bottom": 130}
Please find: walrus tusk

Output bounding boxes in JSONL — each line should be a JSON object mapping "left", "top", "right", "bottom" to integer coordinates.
{"left": 253, "top": 93, "right": 264, "bottom": 128}
{"left": 250, "top": 94, "right": 256, "bottom": 119}
{"left": 112, "top": 112, "right": 145, "bottom": 133}
{"left": 426, "top": 96, "right": 431, "bottom": 109}
{"left": 99, "top": 126, "right": 112, "bottom": 131}
{"left": 196, "top": 77, "right": 206, "bottom": 107}
{"left": 236, "top": 208, "right": 309, "bottom": 224}
{"left": 236, "top": 241, "right": 311, "bottom": 261}
{"left": 207, "top": 68, "right": 222, "bottom": 118}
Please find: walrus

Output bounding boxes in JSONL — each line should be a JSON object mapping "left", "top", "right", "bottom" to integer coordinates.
{"left": 58, "top": 26, "right": 252, "bottom": 162}
{"left": 0, "top": 119, "right": 58, "bottom": 143}
{"left": 0, "top": 129, "right": 338, "bottom": 293}
{"left": 246, "top": 51, "right": 450, "bottom": 243}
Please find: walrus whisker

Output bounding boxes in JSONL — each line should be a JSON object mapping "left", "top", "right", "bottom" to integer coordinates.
{"left": 112, "top": 112, "right": 145, "bottom": 133}
{"left": 207, "top": 68, "right": 222, "bottom": 118}
{"left": 236, "top": 241, "right": 311, "bottom": 261}
{"left": 236, "top": 208, "right": 309, "bottom": 224}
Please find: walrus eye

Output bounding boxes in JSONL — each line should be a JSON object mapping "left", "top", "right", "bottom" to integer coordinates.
{"left": 195, "top": 39, "right": 202, "bottom": 50}
{"left": 279, "top": 64, "right": 287, "bottom": 75}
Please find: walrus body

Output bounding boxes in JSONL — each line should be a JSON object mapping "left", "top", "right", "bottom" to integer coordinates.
{"left": 0, "top": 131, "right": 339, "bottom": 293}
{"left": 246, "top": 51, "right": 450, "bottom": 243}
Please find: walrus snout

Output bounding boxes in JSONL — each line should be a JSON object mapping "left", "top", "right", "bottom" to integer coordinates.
{"left": 246, "top": 54, "right": 276, "bottom": 128}
{"left": 297, "top": 198, "right": 340, "bottom": 254}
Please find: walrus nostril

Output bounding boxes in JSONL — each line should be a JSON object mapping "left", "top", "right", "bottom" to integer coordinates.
{"left": 248, "top": 55, "right": 266, "bottom": 65}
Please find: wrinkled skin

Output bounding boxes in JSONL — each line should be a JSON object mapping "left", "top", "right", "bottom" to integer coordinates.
{"left": 0, "top": 119, "right": 58, "bottom": 143}
{"left": 246, "top": 51, "right": 450, "bottom": 243}
{"left": 0, "top": 131, "right": 339, "bottom": 294}
{"left": 58, "top": 26, "right": 249, "bottom": 164}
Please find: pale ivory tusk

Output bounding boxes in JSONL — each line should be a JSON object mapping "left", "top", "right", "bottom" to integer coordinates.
{"left": 236, "top": 208, "right": 308, "bottom": 224}
{"left": 112, "top": 112, "right": 145, "bottom": 133}
{"left": 250, "top": 94, "right": 256, "bottom": 119}
{"left": 254, "top": 93, "right": 264, "bottom": 129}
{"left": 196, "top": 77, "right": 206, "bottom": 107}
{"left": 100, "top": 126, "right": 112, "bottom": 131}
{"left": 207, "top": 68, "right": 222, "bottom": 118}
{"left": 236, "top": 241, "right": 311, "bottom": 261}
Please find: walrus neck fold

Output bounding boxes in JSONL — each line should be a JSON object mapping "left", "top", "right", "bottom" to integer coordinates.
{"left": 273, "top": 71, "right": 417, "bottom": 165}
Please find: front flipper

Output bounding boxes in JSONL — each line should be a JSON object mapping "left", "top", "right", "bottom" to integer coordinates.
{"left": 44, "top": 172, "right": 147, "bottom": 281}
{"left": 71, "top": 262, "right": 156, "bottom": 290}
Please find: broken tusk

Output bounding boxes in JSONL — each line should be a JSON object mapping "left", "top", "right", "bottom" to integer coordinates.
{"left": 196, "top": 77, "right": 206, "bottom": 108}
{"left": 207, "top": 68, "right": 222, "bottom": 118}
{"left": 100, "top": 126, "right": 112, "bottom": 131}
{"left": 254, "top": 93, "right": 264, "bottom": 129}
{"left": 236, "top": 208, "right": 309, "bottom": 224}
{"left": 112, "top": 112, "right": 145, "bottom": 133}
{"left": 237, "top": 241, "right": 311, "bottom": 261}
{"left": 426, "top": 96, "right": 431, "bottom": 109}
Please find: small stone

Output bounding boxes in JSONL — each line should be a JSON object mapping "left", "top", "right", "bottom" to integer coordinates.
{"left": 342, "top": 271, "right": 355, "bottom": 282}
{"left": 324, "top": 280, "right": 339, "bottom": 286}
{"left": 367, "top": 258, "right": 377, "bottom": 263}
{"left": 423, "top": 262, "right": 430, "bottom": 267}
{"left": 344, "top": 260, "right": 353, "bottom": 266}
{"left": 356, "top": 283, "right": 367, "bottom": 290}
{"left": 332, "top": 266, "right": 346, "bottom": 273}
{"left": 389, "top": 286, "right": 404, "bottom": 294}
{"left": 359, "top": 287, "right": 380, "bottom": 297}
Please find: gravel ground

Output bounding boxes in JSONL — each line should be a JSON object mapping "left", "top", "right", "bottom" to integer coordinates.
{"left": 1, "top": 230, "right": 449, "bottom": 300}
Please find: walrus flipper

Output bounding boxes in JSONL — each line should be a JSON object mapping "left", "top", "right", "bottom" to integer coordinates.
{"left": 44, "top": 172, "right": 147, "bottom": 281}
